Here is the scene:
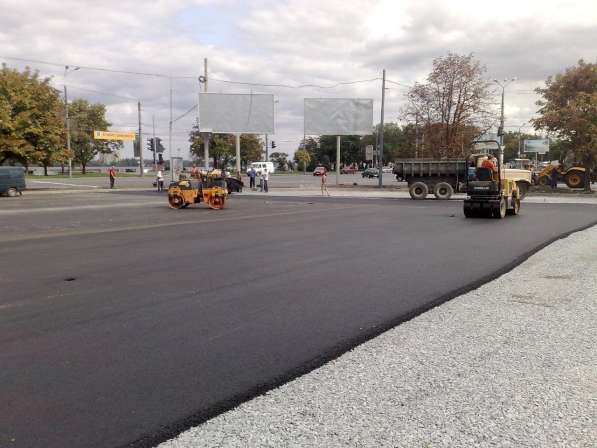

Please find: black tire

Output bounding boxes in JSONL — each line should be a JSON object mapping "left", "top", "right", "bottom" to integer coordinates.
{"left": 515, "top": 181, "right": 529, "bottom": 199}
{"left": 537, "top": 176, "right": 549, "bottom": 186}
{"left": 493, "top": 197, "right": 507, "bottom": 219}
{"left": 168, "top": 194, "right": 185, "bottom": 209}
{"left": 409, "top": 182, "right": 428, "bottom": 200}
{"left": 565, "top": 170, "right": 585, "bottom": 189}
{"left": 434, "top": 182, "right": 453, "bottom": 200}
{"left": 507, "top": 196, "right": 520, "bottom": 215}
{"left": 6, "top": 188, "right": 18, "bottom": 197}
{"left": 463, "top": 202, "right": 475, "bottom": 218}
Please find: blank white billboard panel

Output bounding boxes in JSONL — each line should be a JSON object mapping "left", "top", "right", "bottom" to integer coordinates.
{"left": 304, "top": 98, "right": 373, "bottom": 135}
{"left": 199, "top": 93, "right": 274, "bottom": 134}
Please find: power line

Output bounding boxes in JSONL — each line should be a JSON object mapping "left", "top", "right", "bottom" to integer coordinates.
{"left": 0, "top": 55, "right": 193, "bottom": 79}
{"left": 208, "top": 76, "right": 382, "bottom": 89}
{"left": 171, "top": 104, "right": 198, "bottom": 123}
{"left": 385, "top": 78, "right": 413, "bottom": 88}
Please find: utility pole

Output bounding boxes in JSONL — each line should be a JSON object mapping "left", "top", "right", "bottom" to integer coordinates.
{"left": 415, "top": 112, "right": 419, "bottom": 159}
{"left": 203, "top": 58, "right": 209, "bottom": 170}
{"left": 63, "top": 65, "right": 79, "bottom": 178}
{"left": 265, "top": 134, "right": 269, "bottom": 160}
{"left": 64, "top": 84, "right": 72, "bottom": 179}
{"left": 378, "top": 69, "right": 386, "bottom": 188}
{"left": 137, "top": 100, "right": 143, "bottom": 176}
{"left": 152, "top": 115, "right": 156, "bottom": 169}
{"left": 169, "top": 77, "right": 173, "bottom": 180}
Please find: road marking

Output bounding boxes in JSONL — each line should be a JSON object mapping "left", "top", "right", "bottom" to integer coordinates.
{"left": 0, "top": 205, "right": 362, "bottom": 243}
{"left": 30, "top": 180, "right": 100, "bottom": 188}
{"left": 0, "top": 201, "right": 163, "bottom": 215}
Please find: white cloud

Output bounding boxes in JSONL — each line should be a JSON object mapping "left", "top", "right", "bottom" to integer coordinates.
{"left": 1, "top": 0, "right": 595, "bottom": 159}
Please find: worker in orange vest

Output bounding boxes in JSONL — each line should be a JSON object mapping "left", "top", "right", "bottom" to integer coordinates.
{"left": 108, "top": 166, "right": 117, "bottom": 189}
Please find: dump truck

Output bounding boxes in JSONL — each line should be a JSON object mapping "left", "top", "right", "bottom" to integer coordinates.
{"left": 394, "top": 158, "right": 533, "bottom": 200}
{"left": 393, "top": 160, "right": 467, "bottom": 200}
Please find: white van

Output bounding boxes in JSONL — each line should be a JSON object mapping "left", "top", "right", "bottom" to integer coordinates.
{"left": 246, "top": 161, "right": 275, "bottom": 175}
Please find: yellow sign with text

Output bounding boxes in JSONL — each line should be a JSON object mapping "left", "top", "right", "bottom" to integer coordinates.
{"left": 93, "top": 131, "right": 136, "bottom": 141}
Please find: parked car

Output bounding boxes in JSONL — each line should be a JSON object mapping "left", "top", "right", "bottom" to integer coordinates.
{"left": 246, "top": 161, "right": 275, "bottom": 175}
{"left": 313, "top": 166, "right": 327, "bottom": 176}
{"left": 341, "top": 166, "right": 357, "bottom": 174}
{"left": 382, "top": 166, "right": 393, "bottom": 174}
{"left": 361, "top": 168, "right": 379, "bottom": 178}
{"left": 0, "top": 166, "right": 26, "bottom": 197}
{"left": 225, "top": 177, "right": 244, "bottom": 194}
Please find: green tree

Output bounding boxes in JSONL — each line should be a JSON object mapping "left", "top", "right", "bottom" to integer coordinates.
{"left": 532, "top": 59, "right": 597, "bottom": 190}
{"left": 0, "top": 65, "right": 66, "bottom": 170}
{"left": 240, "top": 134, "right": 263, "bottom": 166}
{"left": 294, "top": 148, "right": 311, "bottom": 174}
{"left": 69, "top": 99, "right": 121, "bottom": 174}
{"left": 269, "top": 151, "right": 289, "bottom": 170}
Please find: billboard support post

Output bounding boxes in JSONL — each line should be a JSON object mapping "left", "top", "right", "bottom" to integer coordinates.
{"left": 336, "top": 136, "right": 341, "bottom": 185}
{"left": 378, "top": 69, "right": 386, "bottom": 189}
{"left": 235, "top": 133, "right": 241, "bottom": 176}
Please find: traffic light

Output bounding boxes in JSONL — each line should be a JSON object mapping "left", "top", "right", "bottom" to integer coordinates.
{"left": 158, "top": 153, "right": 164, "bottom": 164}
{"left": 147, "top": 138, "right": 155, "bottom": 152}
{"left": 271, "top": 140, "right": 276, "bottom": 149}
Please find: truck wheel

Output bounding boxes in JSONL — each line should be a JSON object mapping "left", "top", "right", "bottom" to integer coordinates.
{"left": 463, "top": 202, "right": 475, "bottom": 218}
{"left": 507, "top": 196, "right": 520, "bottom": 215}
{"left": 515, "top": 181, "right": 529, "bottom": 199}
{"left": 537, "top": 176, "right": 549, "bottom": 186}
{"left": 493, "top": 197, "right": 507, "bottom": 219}
{"left": 565, "top": 170, "right": 585, "bottom": 189}
{"left": 6, "top": 188, "right": 18, "bottom": 197}
{"left": 434, "top": 182, "right": 453, "bottom": 200}
{"left": 409, "top": 182, "right": 428, "bottom": 200}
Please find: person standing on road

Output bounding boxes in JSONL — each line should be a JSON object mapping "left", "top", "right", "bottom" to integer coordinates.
{"left": 550, "top": 165, "right": 559, "bottom": 190}
{"left": 108, "top": 166, "right": 116, "bottom": 189}
{"left": 262, "top": 168, "right": 269, "bottom": 193}
{"left": 249, "top": 166, "right": 256, "bottom": 190}
{"left": 156, "top": 169, "right": 164, "bottom": 192}
{"left": 321, "top": 169, "right": 330, "bottom": 196}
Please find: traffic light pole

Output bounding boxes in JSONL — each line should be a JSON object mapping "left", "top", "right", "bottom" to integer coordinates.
{"left": 152, "top": 115, "right": 156, "bottom": 168}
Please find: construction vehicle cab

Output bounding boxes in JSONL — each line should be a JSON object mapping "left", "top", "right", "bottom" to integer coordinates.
{"left": 464, "top": 140, "right": 521, "bottom": 219}
{"left": 168, "top": 173, "right": 228, "bottom": 210}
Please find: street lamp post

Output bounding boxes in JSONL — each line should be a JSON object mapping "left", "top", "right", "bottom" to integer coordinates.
{"left": 493, "top": 77, "right": 516, "bottom": 165}
{"left": 517, "top": 122, "right": 526, "bottom": 158}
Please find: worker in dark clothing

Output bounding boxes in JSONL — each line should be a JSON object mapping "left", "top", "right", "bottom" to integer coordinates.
{"left": 550, "top": 166, "right": 559, "bottom": 190}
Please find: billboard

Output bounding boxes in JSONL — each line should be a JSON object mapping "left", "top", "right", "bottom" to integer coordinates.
{"left": 524, "top": 139, "right": 549, "bottom": 154}
{"left": 304, "top": 98, "right": 373, "bottom": 136}
{"left": 199, "top": 93, "right": 274, "bottom": 134}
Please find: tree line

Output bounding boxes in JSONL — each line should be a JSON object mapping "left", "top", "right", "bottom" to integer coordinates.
{"left": 0, "top": 64, "right": 121, "bottom": 174}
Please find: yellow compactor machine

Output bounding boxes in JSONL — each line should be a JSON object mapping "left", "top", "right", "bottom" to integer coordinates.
{"left": 167, "top": 173, "right": 228, "bottom": 210}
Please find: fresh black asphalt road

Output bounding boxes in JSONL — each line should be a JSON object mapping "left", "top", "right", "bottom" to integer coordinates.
{"left": 1, "top": 192, "right": 596, "bottom": 448}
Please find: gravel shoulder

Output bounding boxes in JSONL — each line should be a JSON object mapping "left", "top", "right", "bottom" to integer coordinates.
{"left": 160, "top": 225, "right": 597, "bottom": 448}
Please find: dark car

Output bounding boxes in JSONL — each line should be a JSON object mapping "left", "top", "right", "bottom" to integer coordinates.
{"left": 0, "top": 166, "right": 26, "bottom": 196}
{"left": 313, "top": 166, "right": 327, "bottom": 176}
{"left": 225, "top": 177, "right": 244, "bottom": 194}
{"left": 361, "top": 168, "right": 379, "bottom": 178}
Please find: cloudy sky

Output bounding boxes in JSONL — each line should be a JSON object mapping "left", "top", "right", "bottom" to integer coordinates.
{"left": 1, "top": 0, "right": 596, "bottom": 159}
